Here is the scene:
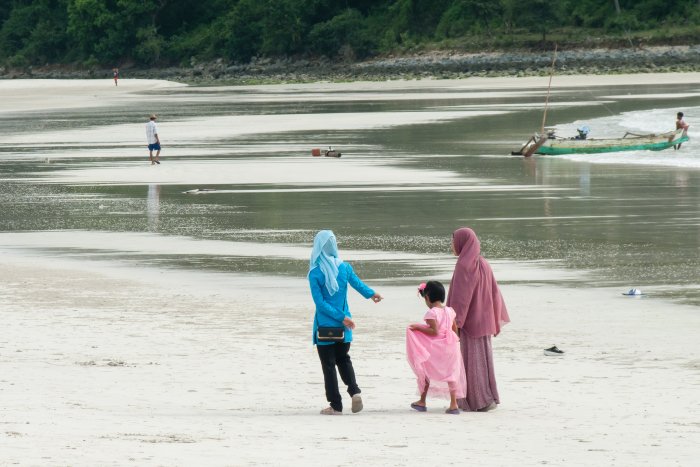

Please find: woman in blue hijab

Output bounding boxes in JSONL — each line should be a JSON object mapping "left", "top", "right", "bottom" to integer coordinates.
{"left": 309, "top": 230, "right": 383, "bottom": 415}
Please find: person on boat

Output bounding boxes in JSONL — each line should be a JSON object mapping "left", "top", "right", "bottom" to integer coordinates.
{"left": 675, "top": 112, "right": 689, "bottom": 150}
{"left": 575, "top": 126, "right": 590, "bottom": 140}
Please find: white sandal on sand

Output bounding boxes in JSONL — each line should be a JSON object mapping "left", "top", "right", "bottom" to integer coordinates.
{"left": 351, "top": 394, "right": 363, "bottom": 413}
{"left": 320, "top": 407, "right": 342, "bottom": 415}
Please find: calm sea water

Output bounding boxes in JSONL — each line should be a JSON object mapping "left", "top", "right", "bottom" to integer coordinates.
{"left": 1, "top": 79, "right": 698, "bottom": 305}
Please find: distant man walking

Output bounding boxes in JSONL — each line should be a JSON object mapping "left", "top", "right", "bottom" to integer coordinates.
{"left": 146, "top": 114, "right": 161, "bottom": 164}
{"left": 113, "top": 68, "right": 119, "bottom": 86}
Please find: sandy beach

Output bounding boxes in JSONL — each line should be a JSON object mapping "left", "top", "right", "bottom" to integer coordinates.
{"left": 1, "top": 249, "right": 699, "bottom": 466}
{"left": 3, "top": 73, "right": 700, "bottom": 114}
{"left": 1, "top": 76, "right": 699, "bottom": 465}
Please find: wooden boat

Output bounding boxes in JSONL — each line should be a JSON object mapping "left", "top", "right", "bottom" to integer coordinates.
{"left": 512, "top": 44, "right": 690, "bottom": 157}
{"left": 516, "top": 128, "right": 689, "bottom": 156}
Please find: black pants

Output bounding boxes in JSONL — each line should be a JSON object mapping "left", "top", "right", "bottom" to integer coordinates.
{"left": 317, "top": 342, "right": 360, "bottom": 412}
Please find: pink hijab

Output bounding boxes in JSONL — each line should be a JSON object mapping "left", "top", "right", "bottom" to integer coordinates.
{"left": 446, "top": 227, "right": 510, "bottom": 338}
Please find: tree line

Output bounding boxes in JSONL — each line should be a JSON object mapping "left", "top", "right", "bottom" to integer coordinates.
{"left": 1, "top": 0, "right": 698, "bottom": 68}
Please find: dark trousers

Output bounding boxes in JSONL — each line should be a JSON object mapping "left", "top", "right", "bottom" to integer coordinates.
{"left": 317, "top": 342, "right": 360, "bottom": 412}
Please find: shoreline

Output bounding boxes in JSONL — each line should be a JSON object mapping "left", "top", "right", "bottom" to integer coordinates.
{"left": 2, "top": 45, "right": 700, "bottom": 85}
{"left": 2, "top": 73, "right": 700, "bottom": 116}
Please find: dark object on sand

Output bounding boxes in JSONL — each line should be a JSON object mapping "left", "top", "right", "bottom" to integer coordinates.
{"left": 311, "top": 147, "right": 342, "bottom": 158}
{"left": 622, "top": 288, "right": 644, "bottom": 296}
{"left": 544, "top": 345, "right": 564, "bottom": 356}
{"left": 183, "top": 188, "right": 217, "bottom": 194}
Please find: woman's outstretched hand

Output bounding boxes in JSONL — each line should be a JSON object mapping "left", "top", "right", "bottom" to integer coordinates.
{"left": 343, "top": 317, "right": 356, "bottom": 329}
{"left": 371, "top": 293, "right": 383, "bottom": 303}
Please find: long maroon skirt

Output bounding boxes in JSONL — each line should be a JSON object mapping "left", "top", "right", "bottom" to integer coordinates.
{"left": 457, "top": 334, "right": 499, "bottom": 411}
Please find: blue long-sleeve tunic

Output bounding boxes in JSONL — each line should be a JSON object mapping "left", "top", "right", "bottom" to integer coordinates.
{"left": 309, "top": 262, "right": 375, "bottom": 345}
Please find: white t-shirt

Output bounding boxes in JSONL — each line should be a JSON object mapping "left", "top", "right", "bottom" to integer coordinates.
{"left": 146, "top": 120, "right": 159, "bottom": 144}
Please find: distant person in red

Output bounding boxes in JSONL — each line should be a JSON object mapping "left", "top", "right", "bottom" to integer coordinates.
{"left": 674, "top": 111, "right": 689, "bottom": 150}
{"left": 113, "top": 68, "right": 119, "bottom": 86}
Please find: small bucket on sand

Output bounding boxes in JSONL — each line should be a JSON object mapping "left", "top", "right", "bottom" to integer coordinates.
{"left": 311, "top": 148, "right": 321, "bottom": 157}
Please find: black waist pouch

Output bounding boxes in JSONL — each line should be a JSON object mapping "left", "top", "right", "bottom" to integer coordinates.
{"left": 317, "top": 327, "right": 345, "bottom": 342}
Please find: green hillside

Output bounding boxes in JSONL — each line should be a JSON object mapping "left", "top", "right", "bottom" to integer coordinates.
{"left": 1, "top": 0, "right": 698, "bottom": 68}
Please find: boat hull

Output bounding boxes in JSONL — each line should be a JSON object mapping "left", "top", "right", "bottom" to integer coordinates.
{"left": 533, "top": 129, "right": 688, "bottom": 155}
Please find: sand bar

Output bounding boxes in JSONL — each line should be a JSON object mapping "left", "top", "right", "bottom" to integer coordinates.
{"left": 2, "top": 73, "right": 700, "bottom": 115}
{"left": 0, "top": 79, "right": 185, "bottom": 114}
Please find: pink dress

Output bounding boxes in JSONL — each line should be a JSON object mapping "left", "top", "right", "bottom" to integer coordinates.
{"left": 406, "top": 306, "right": 467, "bottom": 399}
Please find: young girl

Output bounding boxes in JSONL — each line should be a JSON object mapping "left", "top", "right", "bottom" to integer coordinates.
{"left": 406, "top": 280, "right": 466, "bottom": 414}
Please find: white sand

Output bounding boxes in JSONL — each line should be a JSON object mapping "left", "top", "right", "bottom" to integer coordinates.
{"left": 3, "top": 73, "right": 700, "bottom": 115}
{"left": 0, "top": 79, "right": 185, "bottom": 114}
{"left": 1, "top": 247, "right": 698, "bottom": 466}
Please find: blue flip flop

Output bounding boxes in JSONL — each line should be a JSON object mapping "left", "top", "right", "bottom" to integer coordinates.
{"left": 445, "top": 408, "right": 460, "bottom": 415}
{"left": 410, "top": 403, "right": 427, "bottom": 412}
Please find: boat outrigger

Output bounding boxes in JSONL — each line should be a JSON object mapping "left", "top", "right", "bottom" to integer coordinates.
{"left": 515, "top": 127, "right": 689, "bottom": 156}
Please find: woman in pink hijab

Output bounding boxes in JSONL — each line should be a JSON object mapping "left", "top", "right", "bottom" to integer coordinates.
{"left": 446, "top": 227, "right": 510, "bottom": 411}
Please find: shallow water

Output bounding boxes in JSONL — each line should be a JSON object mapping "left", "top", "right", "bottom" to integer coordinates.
{"left": 0, "top": 79, "right": 698, "bottom": 304}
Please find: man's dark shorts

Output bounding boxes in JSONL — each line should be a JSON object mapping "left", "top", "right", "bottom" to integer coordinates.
{"left": 148, "top": 143, "right": 161, "bottom": 151}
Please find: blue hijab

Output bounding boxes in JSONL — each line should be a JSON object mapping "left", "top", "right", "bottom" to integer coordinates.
{"left": 309, "top": 230, "right": 343, "bottom": 295}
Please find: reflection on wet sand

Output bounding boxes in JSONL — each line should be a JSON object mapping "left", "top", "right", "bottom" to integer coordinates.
{"left": 147, "top": 184, "right": 161, "bottom": 231}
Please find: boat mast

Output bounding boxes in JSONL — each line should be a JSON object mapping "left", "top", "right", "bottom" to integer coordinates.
{"left": 540, "top": 44, "right": 558, "bottom": 134}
